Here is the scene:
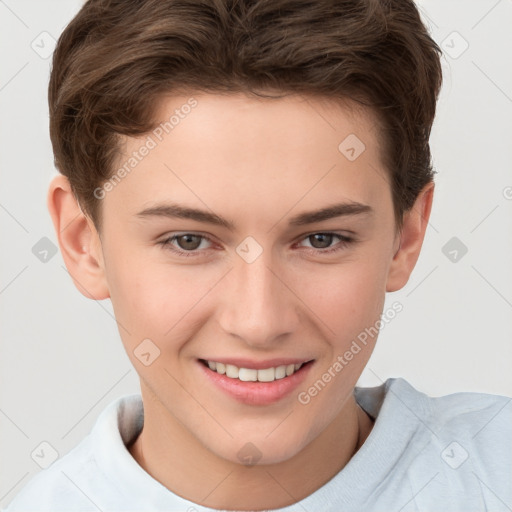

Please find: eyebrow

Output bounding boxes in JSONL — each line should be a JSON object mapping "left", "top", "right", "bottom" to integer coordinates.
{"left": 135, "top": 201, "right": 373, "bottom": 230}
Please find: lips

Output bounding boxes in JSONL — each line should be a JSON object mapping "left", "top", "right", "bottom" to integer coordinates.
{"left": 198, "top": 358, "right": 314, "bottom": 405}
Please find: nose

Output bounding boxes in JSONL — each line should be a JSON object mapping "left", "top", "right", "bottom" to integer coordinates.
{"left": 216, "top": 249, "right": 299, "bottom": 348}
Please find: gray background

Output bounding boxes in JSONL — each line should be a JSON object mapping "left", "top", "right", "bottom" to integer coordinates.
{"left": 1, "top": 0, "right": 511, "bottom": 507}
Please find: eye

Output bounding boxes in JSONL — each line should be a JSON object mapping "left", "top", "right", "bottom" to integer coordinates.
{"left": 297, "top": 232, "right": 353, "bottom": 253}
{"left": 158, "top": 233, "right": 213, "bottom": 257}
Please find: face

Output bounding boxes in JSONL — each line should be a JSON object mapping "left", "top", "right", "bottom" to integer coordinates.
{"left": 93, "top": 93, "right": 400, "bottom": 464}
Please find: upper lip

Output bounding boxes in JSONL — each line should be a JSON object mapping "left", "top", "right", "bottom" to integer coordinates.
{"left": 199, "top": 358, "right": 314, "bottom": 370}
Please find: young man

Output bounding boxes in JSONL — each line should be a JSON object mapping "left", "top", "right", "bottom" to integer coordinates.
{"left": 4, "top": 0, "right": 511, "bottom": 511}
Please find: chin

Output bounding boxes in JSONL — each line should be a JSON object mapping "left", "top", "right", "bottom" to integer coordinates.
{"left": 211, "top": 431, "right": 309, "bottom": 467}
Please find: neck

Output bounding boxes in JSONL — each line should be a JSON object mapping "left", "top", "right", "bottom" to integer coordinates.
{"left": 128, "top": 383, "right": 373, "bottom": 510}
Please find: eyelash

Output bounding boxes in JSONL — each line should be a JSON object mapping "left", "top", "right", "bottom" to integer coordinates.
{"left": 157, "top": 232, "right": 355, "bottom": 258}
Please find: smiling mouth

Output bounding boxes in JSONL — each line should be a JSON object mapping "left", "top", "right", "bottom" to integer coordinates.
{"left": 199, "top": 359, "right": 314, "bottom": 382}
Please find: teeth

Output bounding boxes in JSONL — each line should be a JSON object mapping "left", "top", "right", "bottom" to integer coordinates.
{"left": 205, "top": 360, "right": 305, "bottom": 382}
{"left": 225, "top": 364, "right": 239, "bottom": 379}
{"left": 257, "top": 367, "right": 275, "bottom": 382}
{"left": 275, "top": 365, "right": 286, "bottom": 379}
{"left": 239, "top": 368, "right": 258, "bottom": 382}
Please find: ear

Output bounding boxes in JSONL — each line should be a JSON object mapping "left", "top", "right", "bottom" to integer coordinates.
{"left": 47, "top": 174, "right": 110, "bottom": 300}
{"left": 386, "top": 182, "right": 434, "bottom": 292}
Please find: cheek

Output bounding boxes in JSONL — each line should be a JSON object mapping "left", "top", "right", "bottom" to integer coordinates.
{"left": 292, "top": 262, "right": 387, "bottom": 422}
{"left": 293, "top": 257, "right": 388, "bottom": 340}
{"left": 104, "top": 248, "right": 222, "bottom": 348}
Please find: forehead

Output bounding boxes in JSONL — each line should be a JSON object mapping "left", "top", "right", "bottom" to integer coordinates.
{"left": 107, "top": 92, "right": 390, "bottom": 225}
{"left": 149, "top": 91, "right": 382, "bottom": 155}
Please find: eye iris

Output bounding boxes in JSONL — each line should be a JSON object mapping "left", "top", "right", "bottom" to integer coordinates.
{"left": 177, "top": 234, "right": 202, "bottom": 250}
{"left": 309, "top": 233, "right": 333, "bottom": 249}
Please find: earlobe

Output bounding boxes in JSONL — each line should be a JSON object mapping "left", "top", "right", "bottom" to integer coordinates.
{"left": 47, "top": 175, "right": 110, "bottom": 300}
{"left": 386, "top": 182, "right": 434, "bottom": 292}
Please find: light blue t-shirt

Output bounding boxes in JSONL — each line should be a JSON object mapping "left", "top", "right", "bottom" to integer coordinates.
{"left": 3, "top": 378, "right": 511, "bottom": 512}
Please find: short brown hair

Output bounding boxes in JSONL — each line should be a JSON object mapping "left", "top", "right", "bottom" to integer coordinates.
{"left": 49, "top": 0, "right": 442, "bottom": 232}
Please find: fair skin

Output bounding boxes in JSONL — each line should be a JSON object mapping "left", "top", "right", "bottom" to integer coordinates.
{"left": 48, "top": 92, "right": 433, "bottom": 510}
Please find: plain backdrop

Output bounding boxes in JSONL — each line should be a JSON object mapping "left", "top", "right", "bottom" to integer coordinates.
{"left": 1, "top": 0, "right": 511, "bottom": 507}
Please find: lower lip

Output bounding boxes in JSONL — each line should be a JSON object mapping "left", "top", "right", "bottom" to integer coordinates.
{"left": 198, "top": 360, "right": 314, "bottom": 406}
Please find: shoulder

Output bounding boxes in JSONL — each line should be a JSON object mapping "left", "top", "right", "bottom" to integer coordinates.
{"left": 376, "top": 377, "right": 512, "bottom": 454}
{"left": 427, "top": 383, "right": 511, "bottom": 429}
{"left": 3, "top": 394, "right": 142, "bottom": 512}
{"left": 377, "top": 378, "right": 512, "bottom": 510}
{"left": 362, "top": 377, "right": 512, "bottom": 436}
{"left": 424, "top": 381, "right": 511, "bottom": 463}
{"left": 2, "top": 436, "right": 100, "bottom": 511}
{"left": 423, "top": 383, "right": 512, "bottom": 479}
